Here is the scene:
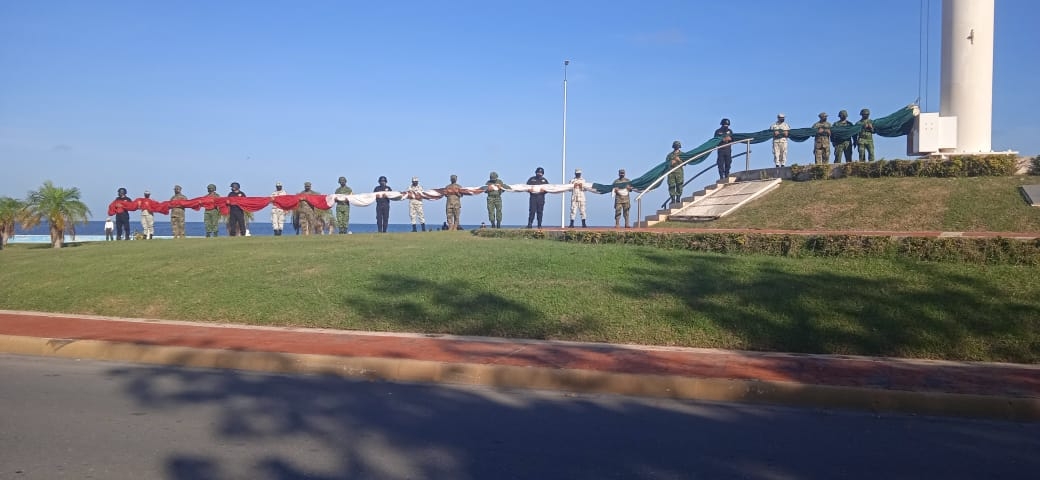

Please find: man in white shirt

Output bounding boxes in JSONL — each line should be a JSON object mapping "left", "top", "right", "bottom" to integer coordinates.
{"left": 770, "top": 113, "right": 791, "bottom": 167}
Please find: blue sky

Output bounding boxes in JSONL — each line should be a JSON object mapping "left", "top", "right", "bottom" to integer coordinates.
{"left": 2, "top": 0, "right": 1037, "bottom": 227}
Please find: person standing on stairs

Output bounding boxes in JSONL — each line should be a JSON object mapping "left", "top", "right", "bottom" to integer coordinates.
{"left": 666, "top": 141, "right": 684, "bottom": 206}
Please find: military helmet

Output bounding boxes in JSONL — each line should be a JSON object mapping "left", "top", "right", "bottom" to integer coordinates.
{"left": 174, "top": 184, "right": 182, "bottom": 191}
{"left": 450, "top": 174, "right": 458, "bottom": 182}
{"left": 720, "top": 118, "right": 730, "bottom": 126}
{"left": 230, "top": 182, "right": 240, "bottom": 189}
{"left": 338, "top": 176, "right": 346, "bottom": 183}
{"left": 117, "top": 187, "right": 127, "bottom": 195}
{"left": 672, "top": 140, "right": 682, "bottom": 149}
{"left": 860, "top": 108, "right": 870, "bottom": 116}
{"left": 819, "top": 112, "right": 828, "bottom": 118}
{"left": 304, "top": 181, "right": 312, "bottom": 187}
{"left": 618, "top": 168, "right": 626, "bottom": 175}
{"left": 378, "top": 175, "right": 387, "bottom": 182}
{"left": 207, "top": 184, "right": 216, "bottom": 192}
{"left": 489, "top": 171, "right": 498, "bottom": 180}
{"left": 839, "top": 110, "right": 848, "bottom": 117}
{"left": 535, "top": 166, "right": 544, "bottom": 174}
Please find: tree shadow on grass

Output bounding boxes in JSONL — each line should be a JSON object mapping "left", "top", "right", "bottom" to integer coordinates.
{"left": 620, "top": 252, "right": 1040, "bottom": 362}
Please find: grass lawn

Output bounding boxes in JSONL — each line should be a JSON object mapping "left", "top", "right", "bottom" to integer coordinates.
{"left": 2, "top": 233, "right": 1038, "bottom": 363}
{"left": 654, "top": 175, "right": 1040, "bottom": 232}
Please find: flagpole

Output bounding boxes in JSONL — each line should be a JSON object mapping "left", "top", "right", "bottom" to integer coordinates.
{"left": 561, "top": 59, "right": 569, "bottom": 228}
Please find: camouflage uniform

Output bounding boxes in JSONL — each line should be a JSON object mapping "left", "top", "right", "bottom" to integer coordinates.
{"left": 170, "top": 186, "right": 187, "bottom": 238}
{"left": 271, "top": 183, "right": 287, "bottom": 235}
{"left": 666, "top": 142, "right": 684, "bottom": 204}
{"left": 812, "top": 112, "right": 832, "bottom": 164}
{"left": 297, "top": 182, "right": 321, "bottom": 235}
{"left": 856, "top": 108, "right": 875, "bottom": 162}
{"left": 485, "top": 172, "right": 507, "bottom": 228}
{"left": 569, "top": 169, "right": 588, "bottom": 227}
{"left": 407, "top": 177, "right": 425, "bottom": 231}
{"left": 334, "top": 177, "right": 352, "bottom": 234}
{"left": 613, "top": 170, "right": 633, "bottom": 228}
{"left": 771, "top": 115, "right": 790, "bottom": 166}
{"left": 444, "top": 175, "right": 462, "bottom": 230}
{"left": 203, "top": 184, "right": 220, "bottom": 237}
{"left": 832, "top": 110, "right": 854, "bottom": 163}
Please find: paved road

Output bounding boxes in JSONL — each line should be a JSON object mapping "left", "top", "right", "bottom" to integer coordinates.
{"left": 1, "top": 355, "right": 1037, "bottom": 480}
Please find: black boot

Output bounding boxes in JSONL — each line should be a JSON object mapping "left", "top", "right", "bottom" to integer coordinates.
{"left": 421, "top": 223, "right": 426, "bottom": 231}
{"left": 412, "top": 224, "right": 417, "bottom": 232}
{"left": 582, "top": 219, "right": 587, "bottom": 228}
{"left": 569, "top": 220, "right": 574, "bottom": 228}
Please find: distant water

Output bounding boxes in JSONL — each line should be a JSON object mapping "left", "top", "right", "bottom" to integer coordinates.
{"left": 8, "top": 221, "right": 494, "bottom": 243}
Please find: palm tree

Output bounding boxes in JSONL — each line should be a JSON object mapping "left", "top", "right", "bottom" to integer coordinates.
{"left": 21, "top": 181, "right": 92, "bottom": 248}
{"left": 0, "top": 196, "right": 26, "bottom": 248}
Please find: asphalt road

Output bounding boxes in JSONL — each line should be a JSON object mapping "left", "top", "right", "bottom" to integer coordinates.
{"left": 1, "top": 354, "right": 1037, "bottom": 480}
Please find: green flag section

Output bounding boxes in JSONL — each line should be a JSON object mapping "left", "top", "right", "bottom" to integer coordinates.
{"left": 590, "top": 105, "right": 917, "bottom": 194}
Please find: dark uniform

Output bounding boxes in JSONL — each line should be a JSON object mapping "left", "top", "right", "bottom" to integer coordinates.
{"left": 374, "top": 176, "right": 392, "bottom": 233}
{"left": 526, "top": 167, "right": 549, "bottom": 228}
{"left": 114, "top": 187, "right": 131, "bottom": 240}
{"left": 227, "top": 182, "right": 246, "bottom": 236}
{"left": 714, "top": 120, "right": 734, "bottom": 179}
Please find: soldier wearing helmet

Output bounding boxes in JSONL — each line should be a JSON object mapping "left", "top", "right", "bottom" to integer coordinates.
{"left": 856, "top": 108, "right": 875, "bottom": 162}
{"left": 334, "top": 176, "right": 352, "bottom": 234}
{"left": 770, "top": 113, "right": 790, "bottom": 168}
{"left": 526, "top": 167, "right": 550, "bottom": 228}
{"left": 204, "top": 183, "right": 220, "bottom": 237}
{"left": 485, "top": 171, "right": 509, "bottom": 229}
{"left": 443, "top": 174, "right": 463, "bottom": 230}
{"left": 373, "top": 175, "right": 393, "bottom": 233}
{"left": 170, "top": 185, "right": 188, "bottom": 239}
{"left": 812, "top": 112, "right": 832, "bottom": 165}
{"left": 297, "top": 181, "right": 321, "bottom": 235}
{"left": 113, "top": 187, "right": 132, "bottom": 240}
{"left": 405, "top": 176, "right": 426, "bottom": 232}
{"left": 226, "top": 182, "right": 247, "bottom": 237}
{"left": 715, "top": 118, "right": 735, "bottom": 180}
{"left": 612, "top": 169, "right": 634, "bottom": 229}
{"left": 665, "top": 141, "right": 685, "bottom": 206}
{"left": 832, "top": 110, "right": 854, "bottom": 163}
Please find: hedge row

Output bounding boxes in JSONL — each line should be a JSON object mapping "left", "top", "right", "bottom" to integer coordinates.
{"left": 472, "top": 229, "right": 1040, "bottom": 266}
{"left": 790, "top": 154, "right": 1019, "bottom": 181}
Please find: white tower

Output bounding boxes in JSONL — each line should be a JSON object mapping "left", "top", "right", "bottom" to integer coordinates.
{"left": 939, "top": 0, "right": 994, "bottom": 153}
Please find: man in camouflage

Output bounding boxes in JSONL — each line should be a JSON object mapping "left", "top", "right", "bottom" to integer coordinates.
{"left": 832, "top": 110, "right": 854, "bottom": 163}
{"left": 856, "top": 108, "right": 875, "bottom": 162}
{"left": 271, "top": 182, "right": 287, "bottom": 236}
{"left": 812, "top": 112, "right": 832, "bottom": 164}
{"left": 770, "top": 113, "right": 790, "bottom": 167}
{"left": 444, "top": 174, "right": 462, "bottom": 230}
{"left": 334, "top": 176, "right": 352, "bottom": 234}
{"left": 170, "top": 185, "right": 187, "bottom": 238}
{"left": 569, "top": 168, "right": 589, "bottom": 228}
{"left": 297, "top": 181, "right": 321, "bottom": 235}
{"left": 485, "top": 171, "right": 508, "bottom": 229}
{"left": 666, "top": 141, "right": 684, "bottom": 205}
{"left": 613, "top": 169, "right": 633, "bottom": 229}
{"left": 204, "top": 183, "right": 220, "bottom": 237}
{"left": 406, "top": 176, "right": 426, "bottom": 232}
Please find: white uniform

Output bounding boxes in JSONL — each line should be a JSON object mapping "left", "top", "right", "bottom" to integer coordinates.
{"left": 771, "top": 120, "right": 791, "bottom": 167}
{"left": 271, "top": 189, "right": 287, "bottom": 231}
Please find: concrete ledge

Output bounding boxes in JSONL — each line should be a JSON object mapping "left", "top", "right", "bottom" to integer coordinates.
{"left": 3, "top": 334, "right": 1037, "bottom": 422}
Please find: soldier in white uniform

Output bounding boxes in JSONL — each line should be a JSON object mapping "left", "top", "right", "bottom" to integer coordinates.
{"left": 407, "top": 176, "right": 426, "bottom": 232}
{"left": 271, "top": 182, "right": 287, "bottom": 236}
{"left": 569, "top": 168, "right": 589, "bottom": 228}
{"left": 770, "top": 113, "right": 791, "bottom": 167}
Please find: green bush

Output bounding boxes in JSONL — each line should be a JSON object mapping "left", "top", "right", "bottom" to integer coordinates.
{"left": 800, "top": 154, "right": 1018, "bottom": 181}
{"left": 1030, "top": 155, "right": 1040, "bottom": 176}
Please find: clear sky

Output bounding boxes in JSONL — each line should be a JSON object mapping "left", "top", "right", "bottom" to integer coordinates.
{"left": 2, "top": 0, "right": 1037, "bottom": 227}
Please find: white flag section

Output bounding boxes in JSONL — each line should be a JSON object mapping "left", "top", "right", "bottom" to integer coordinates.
{"left": 323, "top": 183, "right": 602, "bottom": 207}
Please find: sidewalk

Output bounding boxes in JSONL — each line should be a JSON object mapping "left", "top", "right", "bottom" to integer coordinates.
{"left": 1, "top": 310, "right": 1037, "bottom": 421}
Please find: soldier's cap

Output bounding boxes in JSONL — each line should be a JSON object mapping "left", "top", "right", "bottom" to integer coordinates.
{"left": 777, "top": 113, "right": 785, "bottom": 118}
{"left": 118, "top": 187, "right": 127, "bottom": 194}
{"left": 721, "top": 118, "right": 730, "bottom": 125}
{"left": 535, "top": 167, "right": 544, "bottom": 174}
{"left": 304, "top": 181, "right": 312, "bottom": 187}
{"left": 619, "top": 168, "right": 626, "bottom": 174}
{"left": 275, "top": 182, "right": 282, "bottom": 187}
{"left": 106, "top": 217, "right": 111, "bottom": 221}
{"left": 230, "top": 182, "right": 240, "bottom": 188}
{"left": 575, "top": 168, "right": 582, "bottom": 174}
{"left": 860, "top": 108, "right": 870, "bottom": 115}
{"left": 174, "top": 185, "right": 181, "bottom": 190}
{"left": 378, "top": 175, "right": 387, "bottom": 182}
{"left": 412, "top": 176, "right": 419, "bottom": 182}
{"left": 206, "top": 184, "right": 216, "bottom": 191}
{"left": 450, "top": 174, "right": 458, "bottom": 181}
{"left": 672, "top": 140, "right": 682, "bottom": 149}
{"left": 144, "top": 190, "right": 150, "bottom": 195}
{"left": 819, "top": 112, "right": 828, "bottom": 118}
{"left": 839, "top": 110, "right": 848, "bottom": 116}
{"left": 338, "top": 176, "right": 346, "bottom": 183}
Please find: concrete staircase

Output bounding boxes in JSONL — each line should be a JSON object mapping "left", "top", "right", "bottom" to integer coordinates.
{"left": 640, "top": 169, "right": 785, "bottom": 227}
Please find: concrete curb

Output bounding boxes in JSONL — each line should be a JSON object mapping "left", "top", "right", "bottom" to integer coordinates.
{"left": 3, "top": 334, "right": 1037, "bottom": 422}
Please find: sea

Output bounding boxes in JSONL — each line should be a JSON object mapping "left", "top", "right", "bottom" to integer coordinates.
{"left": 7, "top": 221, "right": 496, "bottom": 243}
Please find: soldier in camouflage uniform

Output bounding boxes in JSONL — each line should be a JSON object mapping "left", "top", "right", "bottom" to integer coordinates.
{"left": 297, "top": 181, "right": 321, "bottom": 235}
{"left": 485, "top": 171, "right": 508, "bottom": 229}
{"left": 613, "top": 169, "right": 633, "bottom": 229}
{"left": 204, "top": 183, "right": 220, "bottom": 237}
{"left": 666, "top": 141, "right": 684, "bottom": 205}
{"left": 170, "top": 185, "right": 187, "bottom": 238}
{"left": 444, "top": 174, "right": 462, "bottom": 230}
{"left": 832, "top": 110, "right": 854, "bottom": 163}
{"left": 856, "top": 108, "right": 875, "bottom": 162}
{"left": 406, "top": 176, "right": 426, "bottom": 232}
{"left": 812, "top": 112, "right": 832, "bottom": 164}
{"left": 334, "top": 176, "right": 352, "bottom": 234}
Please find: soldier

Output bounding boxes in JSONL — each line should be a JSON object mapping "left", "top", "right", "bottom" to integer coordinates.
{"left": 227, "top": 182, "right": 246, "bottom": 237}
{"left": 569, "top": 168, "right": 589, "bottom": 228}
{"left": 271, "top": 182, "right": 288, "bottom": 236}
{"left": 170, "top": 185, "right": 187, "bottom": 239}
{"left": 770, "top": 113, "right": 790, "bottom": 167}
{"left": 613, "top": 169, "right": 634, "bottom": 229}
{"left": 812, "top": 112, "right": 832, "bottom": 165}
{"left": 203, "top": 183, "right": 220, "bottom": 237}
{"left": 666, "top": 141, "right": 684, "bottom": 205}
{"left": 138, "top": 190, "right": 155, "bottom": 239}
{"left": 526, "top": 166, "right": 549, "bottom": 229}
{"left": 485, "top": 171, "right": 509, "bottom": 229}
{"left": 715, "top": 119, "right": 734, "bottom": 180}
{"left": 297, "top": 181, "right": 321, "bottom": 235}
{"left": 444, "top": 174, "right": 462, "bottom": 230}
{"left": 856, "top": 108, "right": 876, "bottom": 162}
{"left": 374, "top": 176, "right": 392, "bottom": 233}
{"left": 405, "top": 176, "right": 426, "bottom": 232}
{"left": 114, "top": 187, "right": 132, "bottom": 240}
{"left": 334, "top": 176, "right": 352, "bottom": 234}
{"left": 832, "top": 110, "right": 854, "bottom": 163}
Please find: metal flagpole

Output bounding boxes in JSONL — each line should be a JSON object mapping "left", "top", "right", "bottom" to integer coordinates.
{"left": 561, "top": 60, "right": 569, "bottom": 228}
